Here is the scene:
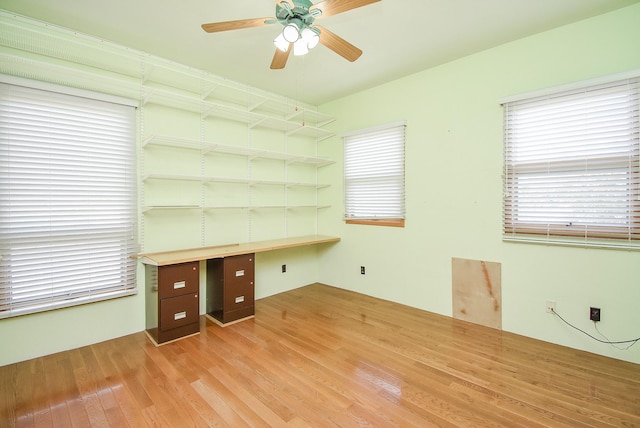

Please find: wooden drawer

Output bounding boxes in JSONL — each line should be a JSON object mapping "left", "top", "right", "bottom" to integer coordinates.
{"left": 160, "top": 292, "right": 199, "bottom": 331}
{"left": 222, "top": 254, "right": 254, "bottom": 286}
{"left": 158, "top": 261, "right": 199, "bottom": 298}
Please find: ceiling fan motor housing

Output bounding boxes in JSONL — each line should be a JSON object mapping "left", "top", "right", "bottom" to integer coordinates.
{"left": 276, "top": 0, "right": 319, "bottom": 26}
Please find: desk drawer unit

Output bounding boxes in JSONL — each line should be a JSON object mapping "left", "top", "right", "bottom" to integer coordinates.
{"left": 207, "top": 254, "right": 255, "bottom": 325}
{"left": 146, "top": 261, "right": 200, "bottom": 344}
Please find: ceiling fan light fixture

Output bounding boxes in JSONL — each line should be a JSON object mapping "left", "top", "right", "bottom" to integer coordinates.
{"left": 273, "top": 33, "right": 289, "bottom": 52}
{"left": 293, "top": 38, "right": 309, "bottom": 56}
{"left": 301, "top": 27, "right": 320, "bottom": 49}
{"left": 282, "top": 22, "right": 300, "bottom": 42}
{"left": 201, "top": 0, "right": 377, "bottom": 69}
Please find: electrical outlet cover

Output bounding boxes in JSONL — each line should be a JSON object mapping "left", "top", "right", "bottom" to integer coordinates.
{"left": 546, "top": 300, "right": 556, "bottom": 313}
{"left": 590, "top": 307, "right": 601, "bottom": 322}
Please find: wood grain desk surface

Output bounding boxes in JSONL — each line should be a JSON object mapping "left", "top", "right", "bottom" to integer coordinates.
{"left": 135, "top": 235, "right": 340, "bottom": 266}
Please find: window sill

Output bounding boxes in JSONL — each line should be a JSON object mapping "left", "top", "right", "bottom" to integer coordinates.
{"left": 346, "top": 219, "right": 405, "bottom": 228}
{"left": 503, "top": 235, "right": 640, "bottom": 251}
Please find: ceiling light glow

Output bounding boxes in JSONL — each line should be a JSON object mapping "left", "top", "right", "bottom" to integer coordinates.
{"left": 293, "top": 38, "right": 309, "bottom": 56}
{"left": 301, "top": 27, "right": 319, "bottom": 49}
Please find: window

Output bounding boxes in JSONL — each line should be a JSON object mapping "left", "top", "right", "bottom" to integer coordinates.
{"left": 344, "top": 122, "right": 406, "bottom": 227}
{"left": 502, "top": 75, "right": 640, "bottom": 248}
{"left": 0, "top": 80, "right": 138, "bottom": 318}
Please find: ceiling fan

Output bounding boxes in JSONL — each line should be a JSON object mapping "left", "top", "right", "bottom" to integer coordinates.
{"left": 201, "top": 0, "right": 381, "bottom": 69}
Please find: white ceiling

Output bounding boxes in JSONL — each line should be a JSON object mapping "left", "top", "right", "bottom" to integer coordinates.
{"left": 1, "top": 0, "right": 638, "bottom": 105}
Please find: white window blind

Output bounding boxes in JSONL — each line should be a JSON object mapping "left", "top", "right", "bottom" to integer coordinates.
{"left": 0, "top": 82, "right": 138, "bottom": 318}
{"left": 503, "top": 76, "right": 640, "bottom": 248}
{"left": 344, "top": 122, "right": 406, "bottom": 221}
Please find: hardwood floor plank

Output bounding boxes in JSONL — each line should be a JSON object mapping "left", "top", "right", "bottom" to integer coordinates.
{"left": 64, "top": 391, "right": 91, "bottom": 426}
{"left": 31, "top": 410, "right": 52, "bottom": 427}
{"left": 78, "top": 393, "right": 110, "bottom": 427}
{"left": 0, "top": 362, "right": 16, "bottom": 428}
{"left": 13, "top": 361, "right": 35, "bottom": 428}
{"left": 191, "top": 377, "right": 246, "bottom": 427}
{"left": 26, "top": 358, "right": 48, "bottom": 425}
{"left": 42, "top": 355, "right": 74, "bottom": 427}
{"left": 207, "top": 363, "right": 284, "bottom": 427}
{"left": 2, "top": 283, "right": 639, "bottom": 427}
{"left": 109, "top": 378, "right": 150, "bottom": 427}
{"left": 137, "top": 345, "right": 202, "bottom": 426}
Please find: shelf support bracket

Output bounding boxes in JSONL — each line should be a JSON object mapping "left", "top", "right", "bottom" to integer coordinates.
{"left": 249, "top": 117, "right": 267, "bottom": 129}
{"left": 141, "top": 65, "right": 157, "bottom": 85}
{"left": 248, "top": 98, "right": 268, "bottom": 112}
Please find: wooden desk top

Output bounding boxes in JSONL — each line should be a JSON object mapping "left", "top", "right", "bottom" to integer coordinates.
{"left": 135, "top": 235, "right": 340, "bottom": 266}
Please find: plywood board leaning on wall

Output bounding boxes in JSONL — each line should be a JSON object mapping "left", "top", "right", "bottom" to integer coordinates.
{"left": 452, "top": 257, "right": 502, "bottom": 329}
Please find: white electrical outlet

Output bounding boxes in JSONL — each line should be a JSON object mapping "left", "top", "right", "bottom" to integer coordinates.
{"left": 546, "top": 300, "right": 556, "bottom": 313}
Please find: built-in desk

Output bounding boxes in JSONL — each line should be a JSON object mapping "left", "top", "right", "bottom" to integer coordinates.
{"left": 136, "top": 235, "right": 340, "bottom": 266}
{"left": 136, "top": 235, "right": 340, "bottom": 344}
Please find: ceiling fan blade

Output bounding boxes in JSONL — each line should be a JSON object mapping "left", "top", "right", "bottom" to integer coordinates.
{"left": 311, "top": 0, "right": 381, "bottom": 18}
{"left": 316, "top": 25, "right": 362, "bottom": 62}
{"left": 271, "top": 45, "right": 292, "bottom": 69}
{"left": 201, "top": 17, "right": 272, "bottom": 33}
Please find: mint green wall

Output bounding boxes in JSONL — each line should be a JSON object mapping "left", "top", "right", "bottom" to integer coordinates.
{"left": 317, "top": 4, "right": 640, "bottom": 364}
{"left": 0, "top": 267, "right": 146, "bottom": 365}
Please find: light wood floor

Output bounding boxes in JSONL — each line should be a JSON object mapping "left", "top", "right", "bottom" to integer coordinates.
{"left": 1, "top": 283, "right": 639, "bottom": 427}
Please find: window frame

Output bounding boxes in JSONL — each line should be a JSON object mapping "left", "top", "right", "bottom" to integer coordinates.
{"left": 0, "top": 77, "right": 139, "bottom": 319}
{"left": 501, "top": 72, "right": 640, "bottom": 249}
{"left": 343, "top": 121, "right": 406, "bottom": 228}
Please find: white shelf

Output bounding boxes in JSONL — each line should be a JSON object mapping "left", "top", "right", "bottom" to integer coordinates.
{"left": 288, "top": 205, "right": 331, "bottom": 209}
{"left": 143, "top": 204, "right": 331, "bottom": 212}
{"left": 286, "top": 182, "right": 330, "bottom": 189}
{"left": 142, "top": 205, "right": 201, "bottom": 213}
{"left": 143, "top": 135, "right": 334, "bottom": 167}
{"left": 143, "top": 173, "right": 328, "bottom": 188}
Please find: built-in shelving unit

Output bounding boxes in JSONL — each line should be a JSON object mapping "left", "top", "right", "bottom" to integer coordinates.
{"left": 0, "top": 11, "right": 336, "bottom": 251}
{"left": 141, "top": 135, "right": 333, "bottom": 214}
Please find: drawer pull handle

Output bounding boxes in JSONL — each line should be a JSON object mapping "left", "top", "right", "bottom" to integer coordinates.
{"left": 235, "top": 270, "right": 245, "bottom": 277}
{"left": 235, "top": 296, "right": 245, "bottom": 304}
{"left": 173, "top": 281, "right": 186, "bottom": 289}
{"left": 174, "top": 311, "right": 187, "bottom": 320}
